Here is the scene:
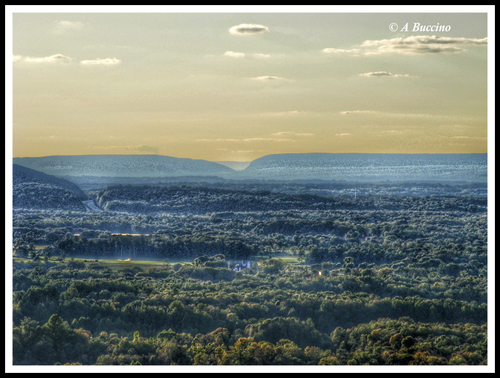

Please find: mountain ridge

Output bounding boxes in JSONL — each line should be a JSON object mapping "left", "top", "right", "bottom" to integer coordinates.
{"left": 13, "top": 154, "right": 235, "bottom": 178}
{"left": 12, "top": 153, "right": 487, "bottom": 183}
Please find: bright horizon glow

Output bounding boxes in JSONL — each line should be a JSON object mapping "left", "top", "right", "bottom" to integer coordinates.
{"left": 11, "top": 151, "right": 488, "bottom": 164}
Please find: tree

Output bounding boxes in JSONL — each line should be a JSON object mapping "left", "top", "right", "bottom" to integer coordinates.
{"left": 42, "top": 314, "right": 75, "bottom": 361}
{"left": 13, "top": 239, "right": 30, "bottom": 258}
{"left": 343, "top": 257, "right": 354, "bottom": 267}
{"left": 402, "top": 336, "right": 415, "bottom": 349}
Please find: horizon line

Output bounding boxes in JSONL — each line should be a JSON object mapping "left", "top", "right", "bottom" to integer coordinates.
{"left": 12, "top": 151, "right": 488, "bottom": 161}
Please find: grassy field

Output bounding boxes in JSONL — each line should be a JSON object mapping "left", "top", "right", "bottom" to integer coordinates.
{"left": 13, "top": 253, "right": 300, "bottom": 271}
{"left": 13, "top": 256, "right": 171, "bottom": 269}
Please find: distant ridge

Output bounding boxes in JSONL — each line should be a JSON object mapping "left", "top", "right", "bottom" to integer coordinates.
{"left": 13, "top": 155, "right": 235, "bottom": 178}
{"left": 238, "top": 153, "right": 487, "bottom": 182}
{"left": 12, "top": 153, "right": 487, "bottom": 183}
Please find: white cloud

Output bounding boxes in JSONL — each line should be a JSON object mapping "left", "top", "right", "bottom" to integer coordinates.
{"left": 358, "top": 71, "right": 410, "bottom": 78}
{"left": 224, "top": 51, "right": 245, "bottom": 58}
{"left": 53, "top": 20, "right": 83, "bottom": 34}
{"left": 223, "top": 51, "right": 271, "bottom": 59}
{"left": 80, "top": 57, "right": 121, "bottom": 65}
{"left": 338, "top": 110, "right": 476, "bottom": 122}
{"left": 253, "top": 53, "right": 271, "bottom": 59}
{"left": 229, "top": 23, "right": 269, "bottom": 35}
{"left": 363, "top": 35, "right": 487, "bottom": 47}
{"left": 270, "top": 132, "right": 314, "bottom": 136}
{"left": 23, "top": 54, "right": 72, "bottom": 63}
{"left": 324, "top": 35, "right": 487, "bottom": 56}
{"left": 195, "top": 137, "right": 292, "bottom": 143}
{"left": 13, "top": 55, "right": 22, "bottom": 62}
{"left": 242, "top": 138, "right": 292, "bottom": 142}
{"left": 257, "top": 111, "right": 303, "bottom": 117}
{"left": 322, "top": 48, "right": 360, "bottom": 54}
{"left": 252, "top": 76, "right": 284, "bottom": 81}
{"left": 196, "top": 138, "right": 239, "bottom": 142}
{"left": 339, "top": 110, "right": 378, "bottom": 115}
{"left": 87, "top": 144, "right": 158, "bottom": 152}
{"left": 56, "top": 20, "right": 83, "bottom": 28}
{"left": 361, "top": 35, "right": 487, "bottom": 55}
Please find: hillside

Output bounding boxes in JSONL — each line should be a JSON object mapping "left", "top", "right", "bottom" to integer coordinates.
{"left": 238, "top": 153, "right": 488, "bottom": 182}
{"left": 13, "top": 164, "right": 87, "bottom": 210}
{"left": 12, "top": 153, "right": 488, "bottom": 185}
{"left": 13, "top": 155, "right": 235, "bottom": 178}
{"left": 95, "top": 184, "right": 486, "bottom": 215}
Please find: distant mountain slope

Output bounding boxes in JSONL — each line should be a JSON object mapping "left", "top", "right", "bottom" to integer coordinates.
{"left": 239, "top": 153, "right": 487, "bottom": 182}
{"left": 13, "top": 164, "right": 88, "bottom": 210}
{"left": 13, "top": 155, "right": 235, "bottom": 178}
{"left": 12, "top": 153, "right": 488, "bottom": 183}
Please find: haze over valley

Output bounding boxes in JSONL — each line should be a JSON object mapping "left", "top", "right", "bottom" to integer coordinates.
{"left": 13, "top": 152, "right": 487, "bottom": 187}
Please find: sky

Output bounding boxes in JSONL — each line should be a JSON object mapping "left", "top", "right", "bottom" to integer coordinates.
{"left": 9, "top": 6, "right": 491, "bottom": 162}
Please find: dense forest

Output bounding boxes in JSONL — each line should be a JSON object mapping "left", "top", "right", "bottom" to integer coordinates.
{"left": 12, "top": 256, "right": 487, "bottom": 366}
{"left": 11, "top": 177, "right": 489, "bottom": 367}
{"left": 13, "top": 164, "right": 88, "bottom": 211}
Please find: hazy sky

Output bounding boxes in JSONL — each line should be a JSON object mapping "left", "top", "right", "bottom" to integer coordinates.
{"left": 10, "top": 7, "right": 490, "bottom": 161}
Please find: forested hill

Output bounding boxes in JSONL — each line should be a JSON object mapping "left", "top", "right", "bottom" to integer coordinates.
{"left": 12, "top": 153, "right": 487, "bottom": 188}
{"left": 95, "top": 184, "right": 487, "bottom": 215}
{"left": 13, "top": 164, "right": 87, "bottom": 210}
{"left": 13, "top": 155, "right": 235, "bottom": 178}
{"left": 238, "top": 153, "right": 488, "bottom": 182}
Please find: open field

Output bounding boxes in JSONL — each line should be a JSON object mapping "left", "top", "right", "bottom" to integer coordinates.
{"left": 13, "top": 253, "right": 299, "bottom": 271}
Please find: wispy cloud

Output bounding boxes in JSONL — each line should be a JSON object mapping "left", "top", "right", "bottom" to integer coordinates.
{"left": 270, "top": 132, "right": 314, "bottom": 137}
{"left": 223, "top": 51, "right": 271, "bottom": 59}
{"left": 80, "top": 57, "right": 121, "bottom": 65}
{"left": 229, "top": 23, "right": 269, "bottom": 35}
{"left": 224, "top": 51, "right": 245, "bottom": 58}
{"left": 451, "top": 136, "right": 486, "bottom": 139}
{"left": 15, "top": 54, "right": 122, "bottom": 66}
{"left": 252, "top": 75, "right": 285, "bottom": 81}
{"left": 23, "top": 54, "right": 72, "bottom": 63}
{"left": 361, "top": 35, "right": 487, "bottom": 55}
{"left": 336, "top": 133, "right": 352, "bottom": 136}
{"left": 242, "top": 138, "right": 293, "bottom": 142}
{"left": 338, "top": 110, "right": 477, "bottom": 122}
{"left": 322, "top": 48, "right": 361, "bottom": 54}
{"left": 323, "top": 35, "right": 487, "bottom": 56}
{"left": 86, "top": 144, "right": 158, "bottom": 152}
{"left": 86, "top": 145, "right": 129, "bottom": 151}
{"left": 53, "top": 20, "right": 83, "bottom": 34}
{"left": 258, "top": 111, "right": 303, "bottom": 117}
{"left": 136, "top": 145, "right": 159, "bottom": 154}
{"left": 358, "top": 71, "right": 410, "bottom": 78}
{"left": 339, "top": 110, "right": 378, "bottom": 115}
{"left": 196, "top": 138, "right": 240, "bottom": 143}
{"left": 196, "top": 137, "right": 292, "bottom": 143}
{"left": 253, "top": 53, "right": 271, "bottom": 59}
